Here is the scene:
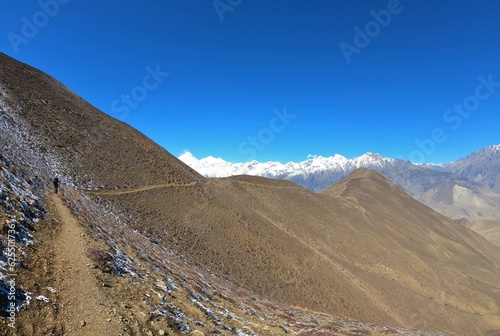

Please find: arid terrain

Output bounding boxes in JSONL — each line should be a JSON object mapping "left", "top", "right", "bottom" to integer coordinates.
{"left": 1, "top": 52, "right": 500, "bottom": 336}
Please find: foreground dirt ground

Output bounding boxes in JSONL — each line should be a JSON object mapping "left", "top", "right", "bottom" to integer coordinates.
{"left": 5, "top": 194, "right": 125, "bottom": 335}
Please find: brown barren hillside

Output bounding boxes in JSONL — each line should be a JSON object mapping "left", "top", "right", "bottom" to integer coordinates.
{"left": 71, "top": 168, "right": 500, "bottom": 335}
{"left": 2, "top": 52, "right": 500, "bottom": 335}
{"left": 0, "top": 52, "right": 202, "bottom": 188}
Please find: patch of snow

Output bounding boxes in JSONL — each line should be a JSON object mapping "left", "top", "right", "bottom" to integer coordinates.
{"left": 36, "top": 295, "right": 50, "bottom": 303}
{"left": 24, "top": 292, "right": 32, "bottom": 306}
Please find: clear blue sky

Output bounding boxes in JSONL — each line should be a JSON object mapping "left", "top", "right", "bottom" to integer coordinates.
{"left": 2, "top": 1, "right": 500, "bottom": 163}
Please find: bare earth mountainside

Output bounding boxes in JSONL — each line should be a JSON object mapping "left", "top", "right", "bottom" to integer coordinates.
{"left": 1, "top": 53, "right": 500, "bottom": 336}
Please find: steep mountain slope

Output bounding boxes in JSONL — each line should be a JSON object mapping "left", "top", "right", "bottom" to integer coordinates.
{"left": 440, "top": 146, "right": 500, "bottom": 246}
{"left": 0, "top": 52, "right": 202, "bottom": 190}
{"left": 2, "top": 52, "right": 500, "bottom": 335}
{"left": 4, "top": 143, "right": 399, "bottom": 336}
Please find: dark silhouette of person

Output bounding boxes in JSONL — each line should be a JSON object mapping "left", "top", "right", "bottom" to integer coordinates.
{"left": 53, "top": 175, "right": 59, "bottom": 194}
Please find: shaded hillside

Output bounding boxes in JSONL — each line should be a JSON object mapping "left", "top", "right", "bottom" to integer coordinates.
{"left": 417, "top": 179, "right": 500, "bottom": 220}
{"left": 2, "top": 52, "right": 500, "bottom": 335}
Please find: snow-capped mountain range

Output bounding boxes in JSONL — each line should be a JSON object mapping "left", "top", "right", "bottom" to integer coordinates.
{"left": 180, "top": 152, "right": 400, "bottom": 186}
{"left": 180, "top": 146, "right": 500, "bottom": 190}
{"left": 180, "top": 145, "right": 500, "bottom": 221}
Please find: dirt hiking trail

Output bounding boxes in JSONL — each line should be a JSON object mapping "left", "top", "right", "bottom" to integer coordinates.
{"left": 50, "top": 194, "right": 124, "bottom": 335}
{"left": 83, "top": 181, "right": 197, "bottom": 195}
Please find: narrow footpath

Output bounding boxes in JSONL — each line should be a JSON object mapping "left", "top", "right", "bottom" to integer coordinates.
{"left": 83, "top": 181, "right": 198, "bottom": 195}
{"left": 50, "top": 194, "right": 124, "bottom": 335}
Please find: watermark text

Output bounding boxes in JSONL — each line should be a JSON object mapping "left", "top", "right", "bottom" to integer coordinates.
{"left": 111, "top": 65, "right": 169, "bottom": 120}
{"left": 6, "top": 222, "right": 18, "bottom": 328}
{"left": 213, "top": 0, "right": 243, "bottom": 21}
{"left": 339, "top": 0, "right": 411, "bottom": 64}
{"left": 8, "top": 0, "right": 71, "bottom": 53}
{"left": 410, "top": 74, "right": 500, "bottom": 162}
{"left": 238, "top": 107, "right": 296, "bottom": 160}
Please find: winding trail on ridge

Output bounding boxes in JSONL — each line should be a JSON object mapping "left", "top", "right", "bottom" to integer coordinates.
{"left": 82, "top": 179, "right": 304, "bottom": 197}
{"left": 51, "top": 194, "right": 124, "bottom": 335}
{"left": 82, "top": 181, "right": 198, "bottom": 195}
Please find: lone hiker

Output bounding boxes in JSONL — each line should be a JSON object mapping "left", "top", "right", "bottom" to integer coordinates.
{"left": 53, "top": 175, "right": 59, "bottom": 194}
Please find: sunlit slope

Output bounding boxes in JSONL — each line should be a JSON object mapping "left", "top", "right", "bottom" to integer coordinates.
{"left": 97, "top": 170, "right": 500, "bottom": 335}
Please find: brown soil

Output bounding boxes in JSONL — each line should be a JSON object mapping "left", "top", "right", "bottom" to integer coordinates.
{"left": 6, "top": 193, "right": 130, "bottom": 336}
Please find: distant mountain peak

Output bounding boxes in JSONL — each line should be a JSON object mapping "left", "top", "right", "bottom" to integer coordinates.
{"left": 464, "top": 144, "right": 500, "bottom": 157}
{"left": 321, "top": 167, "right": 403, "bottom": 197}
{"left": 445, "top": 144, "right": 500, "bottom": 194}
{"left": 179, "top": 145, "right": 500, "bottom": 221}
{"left": 360, "top": 152, "right": 381, "bottom": 158}
{"left": 179, "top": 151, "right": 408, "bottom": 192}
{"left": 178, "top": 151, "right": 197, "bottom": 163}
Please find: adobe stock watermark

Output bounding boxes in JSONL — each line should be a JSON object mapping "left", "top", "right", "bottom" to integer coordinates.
{"left": 7, "top": 0, "right": 71, "bottom": 53}
{"left": 213, "top": 0, "right": 243, "bottom": 21}
{"left": 409, "top": 74, "right": 500, "bottom": 163}
{"left": 238, "top": 107, "right": 296, "bottom": 161}
{"left": 111, "top": 65, "right": 169, "bottom": 120}
{"left": 339, "top": 0, "right": 412, "bottom": 64}
{"left": 6, "top": 222, "right": 18, "bottom": 328}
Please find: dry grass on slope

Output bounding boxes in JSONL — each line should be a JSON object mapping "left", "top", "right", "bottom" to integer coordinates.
{"left": 88, "top": 180, "right": 386, "bottom": 324}
{"left": 87, "top": 170, "right": 500, "bottom": 336}
{"left": 321, "top": 169, "right": 500, "bottom": 333}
